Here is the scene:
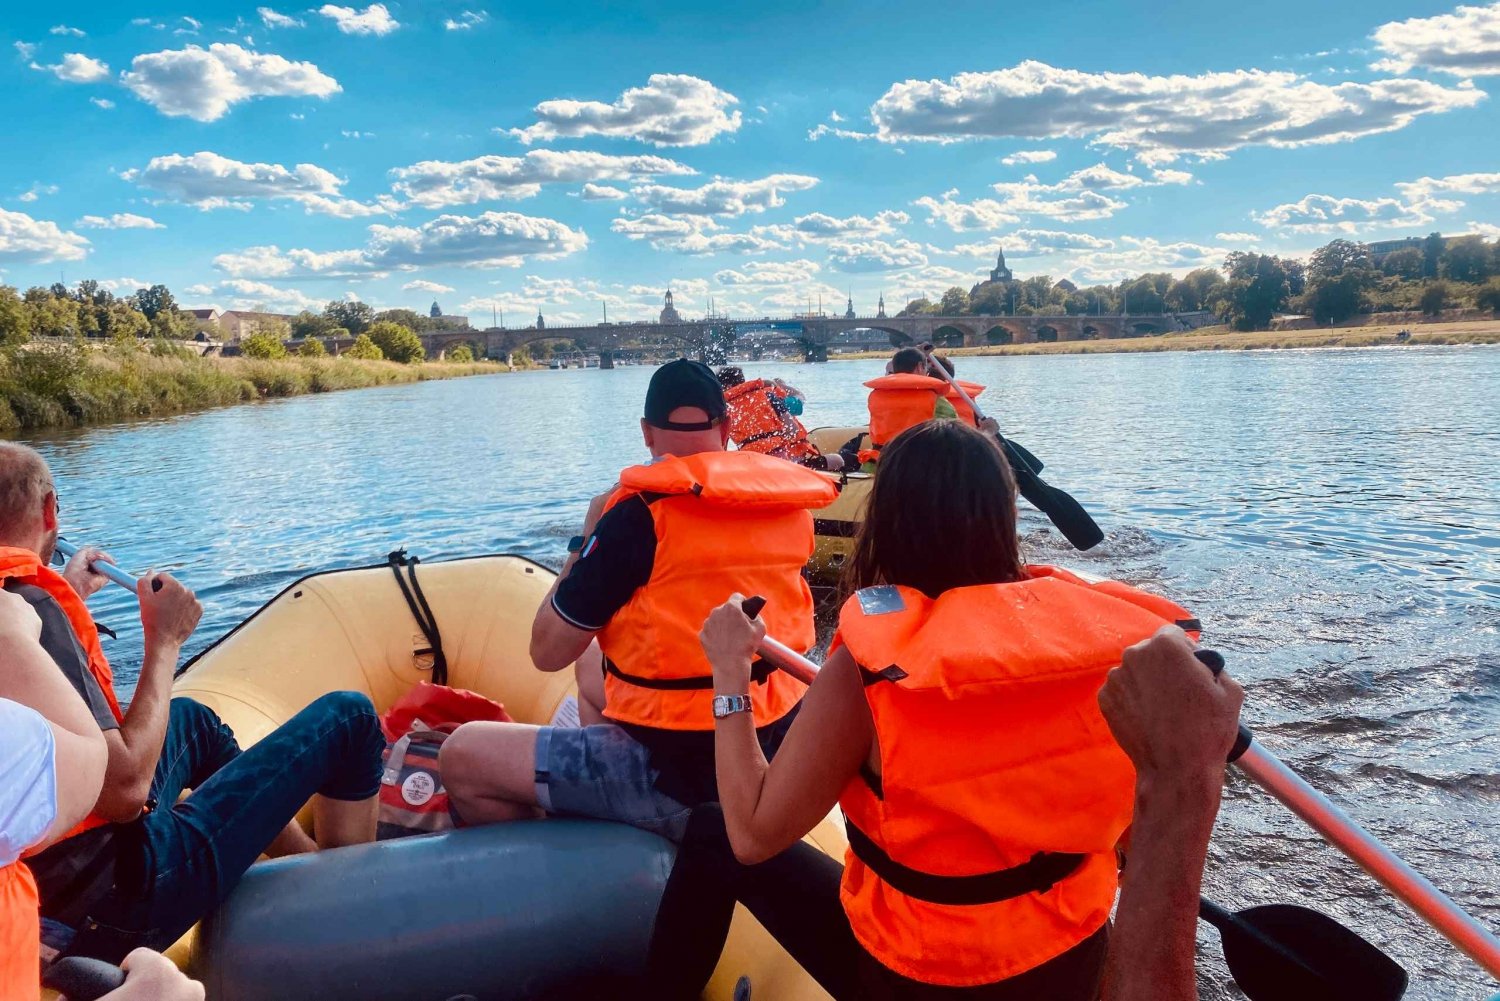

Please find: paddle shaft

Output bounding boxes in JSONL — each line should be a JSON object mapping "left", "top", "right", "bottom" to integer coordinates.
{"left": 747, "top": 615, "right": 1500, "bottom": 979}
{"left": 1234, "top": 739, "right": 1500, "bottom": 978}
{"left": 53, "top": 538, "right": 139, "bottom": 592}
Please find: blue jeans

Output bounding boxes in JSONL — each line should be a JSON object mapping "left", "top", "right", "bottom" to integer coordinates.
{"left": 66, "top": 692, "right": 384, "bottom": 962}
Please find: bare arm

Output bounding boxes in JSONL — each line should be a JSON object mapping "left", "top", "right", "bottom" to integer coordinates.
{"left": 95, "top": 573, "right": 201, "bottom": 823}
{"left": 0, "top": 593, "right": 108, "bottom": 845}
{"left": 1098, "top": 627, "right": 1243, "bottom": 1001}
{"left": 530, "top": 483, "right": 628, "bottom": 673}
{"left": 702, "top": 598, "right": 873, "bottom": 864}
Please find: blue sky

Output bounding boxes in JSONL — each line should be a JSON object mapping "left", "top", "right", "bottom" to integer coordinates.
{"left": 2, "top": 0, "right": 1498, "bottom": 324}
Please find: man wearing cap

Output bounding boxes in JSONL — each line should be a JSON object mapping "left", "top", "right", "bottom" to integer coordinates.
{"left": 442, "top": 359, "right": 835, "bottom": 841}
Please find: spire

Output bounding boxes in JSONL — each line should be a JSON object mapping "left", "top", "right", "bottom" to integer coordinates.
{"left": 429, "top": 300, "right": 442, "bottom": 318}
{"left": 876, "top": 292, "right": 886, "bottom": 319}
{"left": 536, "top": 309, "right": 545, "bottom": 330}
{"left": 845, "top": 291, "right": 855, "bottom": 320}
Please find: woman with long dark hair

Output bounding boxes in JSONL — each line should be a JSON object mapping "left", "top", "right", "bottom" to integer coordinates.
{"left": 647, "top": 419, "right": 1201, "bottom": 999}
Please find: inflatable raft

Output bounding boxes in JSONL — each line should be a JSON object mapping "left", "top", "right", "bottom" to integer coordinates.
{"left": 808, "top": 426, "right": 870, "bottom": 584}
{"left": 165, "top": 554, "right": 841, "bottom": 1000}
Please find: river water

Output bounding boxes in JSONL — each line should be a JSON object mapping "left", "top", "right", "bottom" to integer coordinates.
{"left": 23, "top": 346, "right": 1500, "bottom": 999}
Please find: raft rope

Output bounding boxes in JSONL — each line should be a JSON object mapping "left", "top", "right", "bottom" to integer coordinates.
{"left": 387, "top": 549, "right": 449, "bottom": 686}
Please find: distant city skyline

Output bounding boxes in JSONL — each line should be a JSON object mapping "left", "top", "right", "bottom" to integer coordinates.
{"left": 1, "top": 0, "right": 1497, "bottom": 324}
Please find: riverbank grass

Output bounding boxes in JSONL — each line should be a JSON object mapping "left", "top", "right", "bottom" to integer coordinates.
{"left": 0, "top": 340, "right": 505, "bottom": 435}
{"left": 834, "top": 317, "right": 1500, "bottom": 360}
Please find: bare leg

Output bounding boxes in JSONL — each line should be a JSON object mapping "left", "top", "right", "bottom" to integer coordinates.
{"left": 575, "top": 643, "right": 607, "bottom": 727}
{"left": 265, "top": 817, "right": 317, "bottom": 857}
{"left": 312, "top": 794, "right": 377, "bottom": 849}
{"left": 440, "top": 721, "right": 544, "bottom": 825}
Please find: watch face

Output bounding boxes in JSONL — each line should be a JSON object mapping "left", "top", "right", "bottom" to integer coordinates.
{"left": 567, "top": 535, "right": 587, "bottom": 553}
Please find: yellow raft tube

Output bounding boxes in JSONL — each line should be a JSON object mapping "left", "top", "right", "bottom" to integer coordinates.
{"left": 153, "top": 553, "right": 839, "bottom": 1000}
{"left": 807, "top": 426, "right": 871, "bottom": 585}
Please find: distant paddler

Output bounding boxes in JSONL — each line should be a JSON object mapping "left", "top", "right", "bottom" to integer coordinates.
{"left": 716, "top": 366, "right": 845, "bottom": 471}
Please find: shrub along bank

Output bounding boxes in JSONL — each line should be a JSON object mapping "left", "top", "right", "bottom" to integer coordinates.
{"left": 0, "top": 339, "right": 502, "bottom": 436}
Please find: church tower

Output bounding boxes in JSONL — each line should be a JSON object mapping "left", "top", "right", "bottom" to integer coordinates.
{"left": 536, "top": 310, "right": 545, "bottom": 330}
{"left": 990, "top": 247, "right": 1013, "bottom": 283}
{"left": 429, "top": 301, "right": 442, "bottom": 318}
{"left": 660, "top": 288, "right": 682, "bottom": 324}
{"left": 876, "top": 293, "right": 886, "bottom": 319}
{"left": 845, "top": 293, "right": 856, "bottom": 319}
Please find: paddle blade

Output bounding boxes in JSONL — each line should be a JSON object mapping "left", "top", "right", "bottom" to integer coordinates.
{"left": 1219, "top": 904, "right": 1407, "bottom": 1001}
{"left": 1009, "top": 462, "right": 1105, "bottom": 551}
{"left": 1003, "top": 439, "right": 1044, "bottom": 475}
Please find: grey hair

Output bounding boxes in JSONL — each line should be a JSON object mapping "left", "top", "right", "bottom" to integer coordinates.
{"left": 0, "top": 443, "right": 53, "bottom": 535}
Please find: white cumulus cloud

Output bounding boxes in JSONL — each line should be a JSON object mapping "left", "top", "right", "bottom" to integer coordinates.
{"left": 76, "top": 213, "right": 165, "bottom": 229}
{"left": 122, "top": 43, "right": 340, "bottom": 121}
{"left": 123, "top": 151, "right": 388, "bottom": 217}
{"left": 403, "top": 279, "right": 456, "bottom": 293}
{"left": 791, "top": 210, "right": 909, "bottom": 241}
{"left": 90, "top": 97, "right": 115, "bottom": 109}
{"left": 214, "top": 211, "right": 588, "bottom": 277}
{"left": 827, "top": 238, "right": 929, "bottom": 272}
{"left": 318, "top": 3, "right": 399, "bottom": 35}
{"left": 1001, "top": 149, "right": 1056, "bottom": 166}
{"left": 714, "top": 259, "right": 822, "bottom": 286}
{"left": 389, "top": 150, "right": 695, "bottom": 208}
{"left": 0, "top": 208, "right": 89, "bottom": 263}
{"left": 49, "top": 25, "right": 86, "bottom": 37}
{"left": 610, "top": 214, "right": 789, "bottom": 255}
{"left": 1371, "top": 2, "right": 1500, "bottom": 77}
{"left": 258, "top": 7, "right": 305, "bottom": 28}
{"left": 1254, "top": 193, "right": 1437, "bottom": 234}
{"left": 33, "top": 52, "right": 111, "bottom": 83}
{"left": 630, "top": 173, "right": 819, "bottom": 217}
{"left": 863, "top": 60, "right": 1483, "bottom": 163}
{"left": 580, "top": 183, "right": 627, "bottom": 200}
{"left": 444, "top": 10, "right": 489, "bottom": 30}
{"left": 510, "top": 74, "right": 741, "bottom": 147}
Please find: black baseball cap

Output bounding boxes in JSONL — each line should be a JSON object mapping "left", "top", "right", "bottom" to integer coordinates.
{"left": 644, "top": 358, "right": 728, "bottom": 430}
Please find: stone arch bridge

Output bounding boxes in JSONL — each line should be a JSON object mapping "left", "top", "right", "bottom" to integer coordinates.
{"left": 385, "top": 312, "right": 1207, "bottom": 363}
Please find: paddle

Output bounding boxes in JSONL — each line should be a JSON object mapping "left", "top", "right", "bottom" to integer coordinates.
{"left": 52, "top": 538, "right": 143, "bottom": 592}
{"left": 42, "top": 956, "right": 127, "bottom": 1000}
{"left": 1199, "top": 897, "right": 1407, "bottom": 1000}
{"left": 741, "top": 598, "right": 1496, "bottom": 986}
{"left": 918, "top": 346, "right": 1103, "bottom": 551}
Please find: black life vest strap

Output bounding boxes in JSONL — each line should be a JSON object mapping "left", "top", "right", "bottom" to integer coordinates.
{"left": 740, "top": 429, "right": 785, "bottom": 447}
{"left": 387, "top": 549, "right": 448, "bottom": 686}
{"left": 845, "top": 821, "right": 1085, "bottom": 906}
{"left": 604, "top": 655, "right": 778, "bottom": 691}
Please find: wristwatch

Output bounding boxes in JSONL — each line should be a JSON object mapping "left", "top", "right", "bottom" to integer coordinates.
{"left": 712, "top": 693, "right": 752, "bottom": 719}
{"left": 566, "top": 535, "right": 587, "bottom": 554}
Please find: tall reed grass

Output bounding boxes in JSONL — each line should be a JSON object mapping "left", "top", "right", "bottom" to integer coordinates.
{"left": 0, "top": 340, "right": 503, "bottom": 436}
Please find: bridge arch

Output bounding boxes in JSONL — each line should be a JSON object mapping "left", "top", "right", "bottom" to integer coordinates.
{"left": 983, "top": 325, "right": 1013, "bottom": 346}
{"left": 1126, "top": 321, "right": 1167, "bottom": 337}
{"left": 1081, "top": 324, "right": 1101, "bottom": 340}
{"left": 1035, "top": 325, "right": 1060, "bottom": 343}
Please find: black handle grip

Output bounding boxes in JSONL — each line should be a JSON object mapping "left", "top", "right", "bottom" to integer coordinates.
{"left": 741, "top": 596, "right": 766, "bottom": 620}
{"left": 1193, "top": 650, "right": 1255, "bottom": 762}
{"left": 42, "top": 957, "right": 127, "bottom": 1000}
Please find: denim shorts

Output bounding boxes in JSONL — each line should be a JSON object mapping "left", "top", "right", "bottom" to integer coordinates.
{"left": 534, "top": 724, "right": 692, "bottom": 842}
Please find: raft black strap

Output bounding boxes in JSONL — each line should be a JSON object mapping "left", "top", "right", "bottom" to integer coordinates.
{"left": 604, "top": 655, "right": 777, "bottom": 691}
{"left": 845, "top": 821, "right": 1085, "bottom": 906}
{"left": 387, "top": 549, "right": 448, "bottom": 687}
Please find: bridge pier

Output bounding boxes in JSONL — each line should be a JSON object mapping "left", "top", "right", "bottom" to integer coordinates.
{"left": 598, "top": 349, "right": 614, "bottom": 370}
{"left": 804, "top": 342, "right": 828, "bottom": 363}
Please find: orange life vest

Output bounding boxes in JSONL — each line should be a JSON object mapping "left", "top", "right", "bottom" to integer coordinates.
{"left": 862, "top": 373, "right": 949, "bottom": 462}
{"left": 833, "top": 566, "right": 1200, "bottom": 987}
{"left": 0, "top": 862, "right": 40, "bottom": 999}
{"left": 0, "top": 547, "right": 124, "bottom": 842}
{"left": 943, "top": 380, "right": 986, "bottom": 427}
{"left": 723, "top": 380, "right": 819, "bottom": 462}
{"left": 596, "top": 451, "right": 838, "bottom": 731}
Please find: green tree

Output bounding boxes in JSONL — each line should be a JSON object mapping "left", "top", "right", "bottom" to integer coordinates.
{"left": 344, "top": 333, "right": 384, "bottom": 360}
{"left": 937, "top": 287, "right": 970, "bottom": 315}
{"left": 968, "top": 283, "right": 1008, "bottom": 315}
{"left": 290, "top": 310, "right": 344, "bottom": 339}
{"left": 1476, "top": 278, "right": 1500, "bottom": 314}
{"left": 374, "top": 308, "right": 432, "bottom": 333}
{"left": 298, "top": 334, "right": 328, "bottom": 356}
{"left": 1381, "top": 247, "right": 1424, "bottom": 280}
{"left": 1440, "top": 235, "right": 1491, "bottom": 284}
{"left": 1222, "top": 252, "right": 1292, "bottom": 331}
{"left": 132, "top": 284, "right": 178, "bottom": 321}
{"left": 367, "top": 321, "right": 424, "bottom": 363}
{"left": 104, "top": 302, "right": 149, "bottom": 341}
{"left": 897, "top": 297, "right": 932, "bottom": 317}
{"left": 447, "top": 344, "right": 474, "bottom": 363}
{"left": 1422, "top": 232, "right": 1444, "bottom": 279}
{"left": 1419, "top": 281, "right": 1448, "bottom": 316}
{"left": 0, "top": 286, "right": 28, "bottom": 347}
{"left": 1304, "top": 240, "right": 1377, "bottom": 324}
{"left": 23, "top": 287, "right": 79, "bottom": 338}
{"left": 1307, "top": 240, "right": 1374, "bottom": 283}
{"left": 241, "top": 329, "right": 288, "bottom": 359}
{"left": 325, "top": 299, "right": 375, "bottom": 334}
